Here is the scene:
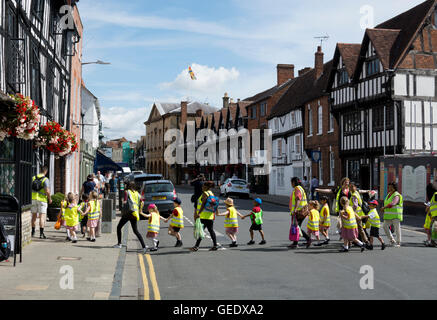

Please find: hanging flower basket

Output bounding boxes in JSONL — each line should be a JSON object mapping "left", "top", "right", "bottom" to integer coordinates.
{"left": 0, "top": 93, "right": 40, "bottom": 141}
{"left": 36, "top": 121, "right": 78, "bottom": 158}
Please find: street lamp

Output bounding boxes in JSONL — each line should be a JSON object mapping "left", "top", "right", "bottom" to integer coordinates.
{"left": 82, "top": 60, "right": 111, "bottom": 65}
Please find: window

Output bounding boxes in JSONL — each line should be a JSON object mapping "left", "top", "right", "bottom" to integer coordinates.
{"left": 318, "top": 105, "right": 323, "bottom": 135}
{"left": 308, "top": 107, "right": 313, "bottom": 136}
{"left": 318, "top": 153, "right": 323, "bottom": 185}
{"left": 329, "top": 112, "right": 334, "bottom": 132}
{"left": 277, "top": 168, "right": 284, "bottom": 187}
{"left": 344, "top": 112, "right": 361, "bottom": 135}
{"left": 260, "top": 102, "right": 266, "bottom": 117}
{"left": 251, "top": 106, "right": 257, "bottom": 119}
{"left": 366, "top": 58, "right": 380, "bottom": 76}
{"left": 274, "top": 118, "right": 279, "bottom": 131}
{"left": 372, "top": 105, "right": 394, "bottom": 131}
{"left": 30, "top": 44, "right": 42, "bottom": 107}
{"left": 338, "top": 68, "right": 348, "bottom": 86}
{"left": 295, "top": 135, "right": 301, "bottom": 154}
{"left": 32, "top": 0, "right": 45, "bottom": 21}
{"left": 330, "top": 151, "right": 335, "bottom": 184}
{"left": 291, "top": 111, "right": 296, "bottom": 127}
{"left": 277, "top": 139, "right": 282, "bottom": 158}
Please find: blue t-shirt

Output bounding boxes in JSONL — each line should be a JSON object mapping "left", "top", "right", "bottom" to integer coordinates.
{"left": 83, "top": 181, "right": 96, "bottom": 195}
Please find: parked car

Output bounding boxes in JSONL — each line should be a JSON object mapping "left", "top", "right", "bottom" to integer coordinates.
{"left": 125, "top": 172, "right": 160, "bottom": 183}
{"left": 140, "top": 180, "right": 177, "bottom": 218}
{"left": 220, "top": 179, "right": 250, "bottom": 198}
{"left": 132, "top": 173, "right": 163, "bottom": 189}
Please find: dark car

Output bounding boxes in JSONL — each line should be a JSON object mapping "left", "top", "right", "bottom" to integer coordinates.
{"left": 140, "top": 180, "right": 176, "bottom": 218}
{"left": 132, "top": 173, "right": 163, "bottom": 190}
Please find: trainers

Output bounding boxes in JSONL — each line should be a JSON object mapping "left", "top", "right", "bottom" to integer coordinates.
{"left": 322, "top": 239, "right": 330, "bottom": 245}
{"left": 150, "top": 248, "right": 158, "bottom": 252}
{"left": 156, "top": 241, "right": 160, "bottom": 248}
{"left": 360, "top": 245, "right": 366, "bottom": 252}
{"left": 113, "top": 244, "right": 122, "bottom": 249}
{"left": 209, "top": 246, "right": 218, "bottom": 251}
{"left": 247, "top": 240, "right": 255, "bottom": 245}
{"left": 259, "top": 240, "right": 266, "bottom": 245}
{"left": 66, "top": 237, "right": 71, "bottom": 241}
{"left": 339, "top": 247, "right": 349, "bottom": 252}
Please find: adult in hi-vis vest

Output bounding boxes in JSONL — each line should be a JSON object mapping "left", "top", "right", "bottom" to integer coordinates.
{"left": 113, "top": 182, "right": 147, "bottom": 252}
{"left": 382, "top": 182, "right": 403, "bottom": 247}
{"left": 190, "top": 181, "right": 219, "bottom": 252}
{"left": 288, "top": 177, "right": 310, "bottom": 248}
{"left": 425, "top": 191, "right": 437, "bottom": 247}
{"left": 31, "top": 166, "right": 52, "bottom": 239}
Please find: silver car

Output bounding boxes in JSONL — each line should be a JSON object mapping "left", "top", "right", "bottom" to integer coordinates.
{"left": 140, "top": 180, "right": 177, "bottom": 218}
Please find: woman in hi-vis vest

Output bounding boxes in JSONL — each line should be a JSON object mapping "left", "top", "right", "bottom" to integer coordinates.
{"left": 288, "top": 177, "right": 310, "bottom": 248}
{"left": 190, "top": 181, "right": 219, "bottom": 252}
{"left": 382, "top": 182, "right": 403, "bottom": 247}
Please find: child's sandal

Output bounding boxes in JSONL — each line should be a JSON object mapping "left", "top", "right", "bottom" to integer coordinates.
{"left": 189, "top": 247, "right": 198, "bottom": 252}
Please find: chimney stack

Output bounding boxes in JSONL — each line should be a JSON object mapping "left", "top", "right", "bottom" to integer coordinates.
{"left": 315, "top": 46, "right": 324, "bottom": 79}
{"left": 277, "top": 64, "right": 295, "bottom": 86}
{"left": 298, "top": 67, "right": 312, "bottom": 77}
{"left": 223, "top": 93, "right": 230, "bottom": 109}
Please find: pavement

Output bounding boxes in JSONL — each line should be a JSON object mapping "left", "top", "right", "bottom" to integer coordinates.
{"left": 0, "top": 186, "right": 436, "bottom": 300}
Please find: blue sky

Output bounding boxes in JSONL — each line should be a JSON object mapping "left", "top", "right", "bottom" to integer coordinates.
{"left": 77, "top": 0, "right": 426, "bottom": 141}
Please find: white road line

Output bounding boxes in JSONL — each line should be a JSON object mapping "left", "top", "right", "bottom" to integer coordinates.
{"left": 184, "top": 216, "right": 226, "bottom": 250}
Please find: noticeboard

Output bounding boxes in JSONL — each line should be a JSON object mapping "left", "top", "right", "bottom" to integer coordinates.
{"left": 0, "top": 195, "right": 21, "bottom": 266}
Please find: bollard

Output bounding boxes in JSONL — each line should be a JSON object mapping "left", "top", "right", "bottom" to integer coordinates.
{"left": 101, "top": 199, "right": 113, "bottom": 233}
{"left": 108, "top": 192, "right": 117, "bottom": 219}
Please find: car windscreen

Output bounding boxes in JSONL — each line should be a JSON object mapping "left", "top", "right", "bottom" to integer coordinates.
{"left": 144, "top": 183, "right": 174, "bottom": 194}
{"left": 231, "top": 180, "right": 247, "bottom": 185}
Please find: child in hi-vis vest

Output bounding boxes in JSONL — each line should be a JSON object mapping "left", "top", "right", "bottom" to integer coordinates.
{"left": 63, "top": 193, "right": 80, "bottom": 243}
{"left": 307, "top": 201, "right": 321, "bottom": 248}
{"left": 243, "top": 198, "right": 266, "bottom": 245}
{"left": 165, "top": 198, "right": 184, "bottom": 247}
{"left": 217, "top": 198, "right": 245, "bottom": 247}
{"left": 362, "top": 200, "right": 386, "bottom": 250}
{"left": 143, "top": 204, "right": 166, "bottom": 251}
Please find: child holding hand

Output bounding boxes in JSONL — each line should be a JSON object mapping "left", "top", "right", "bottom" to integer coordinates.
{"left": 143, "top": 204, "right": 166, "bottom": 251}
{"left": 307, "top": 201, "right": 321, "bottom": 248}
{"left": 216, "top": 198, "right": 245, "bottom": 247}
{"left": 165, "top": 198, "right": 184, "bottom": 247}
{"left": 242, "top": 198, "right": 266, "bottom": 245}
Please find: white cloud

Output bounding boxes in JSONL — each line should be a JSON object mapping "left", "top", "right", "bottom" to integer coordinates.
{"left": 100, "top": 106, "right": 148, "bottom": 141}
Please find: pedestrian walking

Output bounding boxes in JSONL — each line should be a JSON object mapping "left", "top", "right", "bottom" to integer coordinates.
{"left": 86, "top": 191, "right": 100, "bottom": 242}
{"left": 165, "top": 197, "right": 184, "bottom": 247}
{"left": 113, "top": 181, "right": 147, "bottom": 253}
{"left": 63, "top": 193, "right": 80, "bottom": 244}
{"left": 190, "top": 181, "right": 220, "bottom": 252}
{"left": 242, "top": 198, "right": 266, "bottom": 245}
{"left": 31, "top": 166, "right": 52, "bottom": 239}
{"left": 144, "top": 204, "right": 166, "bottom": 252}
{"left": 382, "top": 182, "right": 403, "bottom": 247}
{"left": 350, "top": 184, "right": 370, "bottom": 247}
{"left": 190, "top": 174, "right": 205, "bottom": 209}
{"left": 80, "top": 175, "right": 96, "bottom": 198}
{"left": 318, "top": 195, "right": 331, "bottom": 245}
{"left": 288, "top": 177, "right": 310, "bottom": 249}
{"left": 216, "top": 198, "right": 244, "bottom": 247}
{"left": 306, "top": 201, "right": 321, "bottom": 248}
{"left": 57, "top": 196, "right": 69, "bottom": 240}
{"left": 78, "top": 193, "right": 89, "bottom": 238}
{"left": 339, "top": 196, "right": 366, "bottom": 253}
{"left": 361, "top": 200, "right": 385, "bottom": 250}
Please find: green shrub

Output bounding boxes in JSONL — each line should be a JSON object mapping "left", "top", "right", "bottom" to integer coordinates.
{"left": 49, "top": 193, "right": 65, "bottom": 208}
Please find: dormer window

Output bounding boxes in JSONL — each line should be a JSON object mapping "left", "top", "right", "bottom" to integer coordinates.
{"left": 338, "top": 68, "right": 348, "bottom": 86}
{"left": 366, "top": 57, "right": 380, "bottom": 76}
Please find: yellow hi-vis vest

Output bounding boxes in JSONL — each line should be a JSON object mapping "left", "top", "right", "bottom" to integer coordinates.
{"left": 31, "top": 174, "right": 48, "bottom": 202}
{"left": 60, "top": 200, "right": 67, "bottom": 220}
{"left": 366, "top": 208, "right": 381, "bottom": 228}
{"left": 127, "top": 190, "right": 140, "bottom": 221}
{"left": 88, "top": 200, "right": 101, "bottom": 221}
{"left": 290, "top": 185, "right": 308, "bottom": 215}
{"left": 224, "top": 206, "right": 238, "bottom": 228}
{"left": 198, "top": 190, "right": 215, "bottom": 220}
{"left": 342, "top": 207, "right": 358, "bottom": 229}
{"left": 429, "top": 192, "right": 437, "bottom": 218}
{"left": 148, "top": 211, "right": 160, "bottom": 233}
{"left": 307, "top": 209, "right": 320, "bottom": 231}
{"left": 64, "top": 205, "right": 79, "bottom": 227}
{"left": 350, "top": 191, "right": 364, "bottom": 215}
{"left": 320, "top": 204, "right": 331, "bottom": 227}
{"left": 170, "top": 207, "right": 184, "bottom": 228}
{"left": 383, "top": 191, "right": 403, "bottom": 222}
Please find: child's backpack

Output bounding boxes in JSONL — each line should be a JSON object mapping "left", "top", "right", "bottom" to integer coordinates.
{"left": 0, "top": 221, "right": 11, "bottom": 262}
{"left": 204, "top": 195, "right": 220, "bottom": 213}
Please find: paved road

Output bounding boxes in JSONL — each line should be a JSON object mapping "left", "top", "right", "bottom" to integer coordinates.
{"left": 128, "top": 188, "right": 437, "bottom": 300}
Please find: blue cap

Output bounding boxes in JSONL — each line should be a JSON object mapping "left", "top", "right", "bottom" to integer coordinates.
{"left": 173, "top": 197, "right": 182, "bottom": 204}
{"left": 254, "top": 198, "right": 262, "bottom": 205}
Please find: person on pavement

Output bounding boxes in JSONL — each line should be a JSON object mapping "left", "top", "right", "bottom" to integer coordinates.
{"left": 382, "top": 182, "right": 403, "bottom": 247}
{"left": 190, "top": 181, "right": 219, "bottom": 252}
{"left": 318, "top": 195, "right": 331, "bottom": 245}
{"left": 288, "top": 177, "right": 310, "bottom": 249}
{"left": 339, "top": 197, "right": 365, "bottom": 253}
{"left": 31, "top": 165, "right": 52, "bottom": 239}
{"left": 80, "top": 174, "right": 96, "bottom": 198}
{"left": 310, "top": 176, "right": 319, "bottom": 200}
{"left": 114, "top": 182, "right": 147, "bottom": 253}
{"left": 242, "top": 198, "right": 266, "bottom": 245}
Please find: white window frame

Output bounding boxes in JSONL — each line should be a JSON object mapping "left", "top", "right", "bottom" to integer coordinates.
{"left": 328, "top": 112, "right": 334, "bottom": 133}
{"left": 329, "top": 149, "right": 335, "bottom": 186}
{"left": 308, "top": 106, "right": 313, "bottom": 137}
{"left": 318, "top": 152, "right": 323, "bottom": 186}
{"left": 317, "top": 105, "right": 323, "bottom": 135}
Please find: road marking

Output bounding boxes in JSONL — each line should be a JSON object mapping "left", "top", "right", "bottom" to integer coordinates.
{"left": 138, "top": 254, "right": 149, "bottom": 300}
{"left": 145, "top": 254, "right": 161, "bottom": 300}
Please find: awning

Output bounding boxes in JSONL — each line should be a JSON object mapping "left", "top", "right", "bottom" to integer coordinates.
{"left": 94, "top": 150, "right": 123, "bottom": 173}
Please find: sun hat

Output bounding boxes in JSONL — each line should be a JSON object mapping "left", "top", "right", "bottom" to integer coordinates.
{"left": 224, "top": 198, "right": 234, "bottom": 206}
{"left": 173, "top": 197, "right": 182, "bottom": 205}
{"left": 254, "top": 198, "right": 262, "bottom": 205}
{"left": 148, "top": 204, "right": 157, "bottom": 211}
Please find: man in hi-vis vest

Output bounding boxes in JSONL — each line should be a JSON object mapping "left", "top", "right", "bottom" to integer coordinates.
{"left": 31, "top": 166, "right": 52, "bottom": 239}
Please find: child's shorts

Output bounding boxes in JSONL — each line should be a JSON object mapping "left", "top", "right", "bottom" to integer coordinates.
{"left": 250, "top": 223, "right": 262, "bottom": 231}
{"left": 171, "top": 227, "right": 181, "bottom": 233}
{"left": 225, "top": 227, "right": 239, "bottom": 235}
{"left": 370, "top": 226, "right": 380, "bottom": 237}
